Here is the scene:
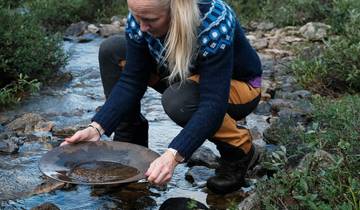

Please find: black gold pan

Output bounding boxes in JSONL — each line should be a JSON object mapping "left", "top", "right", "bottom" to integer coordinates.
{"left": 39, "top": 141, "right": 159, "bottom": 185}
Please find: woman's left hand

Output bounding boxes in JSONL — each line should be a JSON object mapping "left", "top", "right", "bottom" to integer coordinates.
{"left": 145, "top": 150, "right": 178, "bottom": 185}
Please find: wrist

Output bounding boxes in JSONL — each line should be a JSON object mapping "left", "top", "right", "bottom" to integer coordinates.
{"left": 88, "top": 122, "right": 104, "bottom": 137}
{"left": 166, "top": 148, "right": 184, "bottom": 163}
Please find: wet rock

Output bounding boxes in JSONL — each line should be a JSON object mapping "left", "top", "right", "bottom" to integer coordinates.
{"left": 77, "top": 33, "right": 100, "bottom": 43}
{"left": 263, "top": 120, "right": 297, "bottom": 144}
{"left": 52, "top": 125, "right": 85, "bottom": 138}
{"left": 6, "top": 113, "right": 54, "bottom": 134}
{"left": 291, "top": 90, "right": 312, "bottom": 100}
{"left": 99, "top": 22, "right": 125, "bottom": 37}
{"left": 276, "top": 100, "right": 313, "bottom": 123}
{"left": 187, "top": 146, "right": 220, "bottom": 169}
{"left": 261, "top": 92, "right": 272, "bottom": 101}
{"left": 269, "top": 99, "right": 295, "bottom": 112}
{"left": 0, "top": 140, "right": 20, "bottom": 154}
{"left": 253, "top": 139, "right": 267, "bottom": 150}
{"left": 283, "top": 36, "right": 303, "bottom": 44}
{"left": 86, "top": 24, "right": 99, "bottom": 34}
{"left": 0, "top": 164, "right": 43, "bottom": 201}
{"left": 263, "top": 48, "right": 292, "bottom": 58}
{"left": 206, "top": 190, "right": 248, "bottom": 210}
{"left": 0, "top": 114, "right": 13, "bottom": 125}
{"left": 185, "top": 166, "right": 215, "bottom": 187}
{"left": 300, "top": 45, "right": 324, "bottom": 60}
{"left": 249, "top": 126, "right": 262, "bottom": 140}
{"left": 297, "top": 150, "right": 335, "bottom": 171}
{"left": 249, "top": 21, "right": 275, "bottom": 31}
{"left": 32, "top": 179, "right": 66, "bottom": 196}
{"left": 30, "top": 202, "right": 60, "bottom": 210}
{"left": 299, "top": 22, "right": 331, "bottom": 41}
{"left": 160, "top": 197, "right": 209, "bottom": 210}
{"left": 251, "top": 38, "right": 268, "bottom": 50}
{"left": 64, "top": 21, "right": 89, "bottom": 37}
{"left": 0, "top": 132, "right": 25, "bottom": 154}
{"left": 110, "top": 16, "right": 127, "bottom": 26}
{"left": 254, "top": 101, "right": 272, "bottom": 116}
{"left": 278, "top": 108, "right": 309, "bottom": 123}
{"left": 0, "top": 124, "right": 4, "bottom": 132}
{"left": 275, "top": 90, "right": 312, "bottom": 100}
{"left": 46, "top": 72, "right": 72, "bottom": 86}
{"left": 237, "top": 193, "right": 260, "bottom": 210}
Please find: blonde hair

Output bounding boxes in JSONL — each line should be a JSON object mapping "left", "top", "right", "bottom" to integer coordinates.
{"left": 160, "top": 0, "right": 200, "bottom": 83}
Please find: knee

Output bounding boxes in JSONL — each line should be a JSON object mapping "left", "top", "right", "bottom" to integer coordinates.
{"left": 161, "top": 81, "right": 199, "bottom": 127}
{"left": 99, "top": 34, "right": 126, "bottom": 63}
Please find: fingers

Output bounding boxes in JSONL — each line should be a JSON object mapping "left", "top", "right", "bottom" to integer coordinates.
{"left": 145, "top": 152, "right": 177, "bottom": 185}
{"left": 60, "top": 127, "right": 99, "bottom": 146}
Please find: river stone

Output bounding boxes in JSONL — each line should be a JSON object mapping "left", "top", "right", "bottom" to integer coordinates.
{"left": 237, "top": 192, "right": 260, "bottom": 210}
{"left": 269, "top": 99, "right": 295, "bottom": 113}
{"left": 278, "top": 108, "right": 307, "bottom": 123}
{"left": 86, "top": 24, "right": 99, "bottom": 34}
{"left": 77, "top": 33, "right": 99, "bottom": 43}
{"left": 185, "top": 166, "right": 215, "bottom": 187}
{"left": 46, "top": 72, "right": 73, "bottom": 86}
{"left": 0, "top": 132, "right": 25, "bottom": 154}
{"left": 0, "top": 139, "right": 20, "bottom": 154}
{"left": 187, "top": 146, "right": 220, "bottom": 168}
{"left": 297, "top": 150, "right": 335, "bottom": 171}
{"left": 64, "top": 21, "right": 89, "bottom": 37}
{"left": 263, "top": 120, "right": 297, "bottom": 144}
{"left": 254, "top": 101, "right": 272, "bottom": 116}
{"left": 52, "top": 125, "right": 85, "bottom": 138}
{"left": 252, "top": 38, "right": 268, "bottom": 50}
{"left": 274, "top": 90, "right": 311, "bottom": 100}
{"left": 159, "top": 197, "right": 209, "bottom": 210}
{"left": 263, "top": 48, "right": 292, "bottom": 58}
{"left": 30, "top": 202, "right": 60, "bottom": 210}
{"left": 249, "top": 21, "right": 275, "bottom": 31}
{"left": 299, "top": 22, "right": 331, "bottom": 41}
{"left": 6, "top": 113, "right": 53, "bottom": 134}
{"left": 99, "top": 23, "right": 125, "bottom": 37}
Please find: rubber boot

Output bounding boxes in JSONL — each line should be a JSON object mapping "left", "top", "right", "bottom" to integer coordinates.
{"left": 113, "top": 114, "right": 149, "bottom": 147}
{"left": 206, "top": 143, "right": 259, "bottom": 194}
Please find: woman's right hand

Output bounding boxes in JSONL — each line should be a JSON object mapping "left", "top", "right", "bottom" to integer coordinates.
{"left": 60, "top": 124, "right": 103, "bottom": 146}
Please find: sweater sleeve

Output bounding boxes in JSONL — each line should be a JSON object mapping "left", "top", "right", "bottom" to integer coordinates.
{"left": 92, "top": 16, "right": 155, "bottom": 136}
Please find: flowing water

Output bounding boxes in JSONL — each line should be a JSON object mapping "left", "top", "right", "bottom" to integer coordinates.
{"left": 0, "top": 38, "right": 271, "bottom": 209}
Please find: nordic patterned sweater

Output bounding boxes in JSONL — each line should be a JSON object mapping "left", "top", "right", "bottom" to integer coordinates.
{"left": 92, "top": 0, "right": 262, "bottom": 160}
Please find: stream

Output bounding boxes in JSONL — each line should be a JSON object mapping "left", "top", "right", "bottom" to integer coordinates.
{"left": 0, "top": 37, "right": 273, "bottom": 210}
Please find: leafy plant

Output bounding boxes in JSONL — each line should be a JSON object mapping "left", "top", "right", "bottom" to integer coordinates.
{"left": 0, "top": 7, "right": 67, "bottom": 107}
{"left": 257, "top": 95, "right": 360, "bottom": 209}
{"left": 292, "top": 9, "right": 360, "bottom": 95}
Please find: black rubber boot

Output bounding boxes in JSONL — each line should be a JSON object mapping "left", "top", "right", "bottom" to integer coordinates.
{"left": 113, "top": 114, "right": 149, "bottom": 147}
{"left": 206, "top": 143, "right": 259, "bottom": 194}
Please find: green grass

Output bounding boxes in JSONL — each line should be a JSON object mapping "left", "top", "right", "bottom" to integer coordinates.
{"left": 258, "top": 95, "right": 360, "bottom": 209}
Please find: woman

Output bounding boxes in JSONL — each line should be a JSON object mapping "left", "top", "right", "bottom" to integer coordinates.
{"left": 61, "top": 0, "right": 262, "bottom": 195}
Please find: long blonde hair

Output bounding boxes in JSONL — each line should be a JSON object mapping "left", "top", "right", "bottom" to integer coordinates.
{"left": 160, "top": 0, "right": 200, "bottom": 83}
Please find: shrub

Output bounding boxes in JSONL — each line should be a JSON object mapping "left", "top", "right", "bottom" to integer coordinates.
{"left": 292, "top": 10, "right": 360, "bottom": 95}
{"left": 0, "top": 0, "right": 24, "bottom": 8}
{"left": 261, "top": 0, "right": 332, "bottom": 27}
{"left": 27, "top": 0, "right": 128, "bottom": 31}
{"left": 0, "top": 7, "right": 67, "bottom": 107}
{"left": 225, "top": 0, "right": 266, "bottom": 24}
{"left": 0, "top": 74, "right": 40, "bottom": 108}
